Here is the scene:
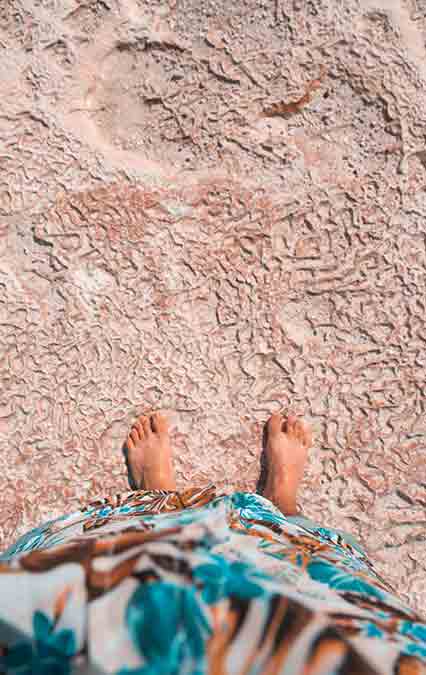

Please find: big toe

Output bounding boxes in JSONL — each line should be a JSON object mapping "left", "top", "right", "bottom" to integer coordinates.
{"left": 268, "top": 412, "right": 284, "bottom": 436}
{"left": 151, "top": 412, "right": 169, "bottom": 435}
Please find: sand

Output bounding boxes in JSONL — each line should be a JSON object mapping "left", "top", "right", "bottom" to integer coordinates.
{"left": 1, "top": 0, "right": 426, "bottom": 612}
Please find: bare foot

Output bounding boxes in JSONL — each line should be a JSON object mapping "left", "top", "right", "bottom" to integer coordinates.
{"left": 126, "top": 412, "right": 176, "bottom": 491}
{"left": 263, "top": 413, "right": 312, "bottom": 516}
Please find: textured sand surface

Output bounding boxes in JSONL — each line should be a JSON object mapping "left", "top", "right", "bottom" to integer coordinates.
{"left": 1, "top": 0, "right": 426, "bottom": 612}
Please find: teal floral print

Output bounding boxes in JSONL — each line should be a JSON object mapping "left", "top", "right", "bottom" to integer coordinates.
{"left": 307, "top": 559, "right": 387, "bottom": 600}
{"left": 1, "top": 611, "right": 76, "bottom": 675}
{"left": 231, "top": 492, "right": 287, "bottom": 529}
{"left": 0, "top": 485, "right": 425, "bottom": 674}
{"left": 193, "top": 554, "right": 270, "bottom": 603}
{"left": 121, "top": 582, "right": 211, "bottom": 675}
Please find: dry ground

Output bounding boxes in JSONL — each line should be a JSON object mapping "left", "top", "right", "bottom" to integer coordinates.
{"left": 1, "top": 0, "right": 426, "bottom": 612}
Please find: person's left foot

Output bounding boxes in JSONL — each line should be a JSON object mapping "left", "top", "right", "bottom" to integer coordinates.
{"left": 126, "top": 413, "right": 176, "bottom": 490}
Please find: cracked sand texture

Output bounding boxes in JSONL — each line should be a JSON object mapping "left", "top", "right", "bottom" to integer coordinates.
{"left": 1, "top": 0, "right": 426, "bottom": 612}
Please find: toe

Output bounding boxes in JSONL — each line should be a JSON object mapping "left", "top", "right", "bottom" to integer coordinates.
{"left": 131, "top": 421, "right": 144, "bottom": 440}
{"left": 293, "top": 420, "right": 305, "bottom": 440}
{"left": 300, "top": 421, "right": 313, "bottom": 447}
{"left": 151, "top": 412, "right": 169, "bottom": 435}
{"left": 285, "top": 415, "right": 297, "bottom": 434}
{"left": 141, "top": 416, "right": 152, "bottom": 436}
{"left": 293, "top": 419, "right": 313, "bottom": 447}
{"left": 130, "top": 429, "right": 139, "bottom": 445}
{"left": 127, "top": 436, "right": 135, "bottom": 451}
{"left": 268, "top": 413, "right": 284, "bottom": 435}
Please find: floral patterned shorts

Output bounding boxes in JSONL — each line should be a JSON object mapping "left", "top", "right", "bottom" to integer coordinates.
{"left": 0, "top": 486, "right": 425, "bottom": 674}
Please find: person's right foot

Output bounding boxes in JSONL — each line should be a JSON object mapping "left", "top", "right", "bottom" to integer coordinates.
{"left": 263, "top": 413, "right": 312, "bottom": 516}
{"left": 126, "top": 412, "right": 176, "bottom": 491}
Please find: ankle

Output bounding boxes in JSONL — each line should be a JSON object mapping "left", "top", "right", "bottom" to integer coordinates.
{"left": 266, "top": 478, "right": 299, "bottom": 516}
{"left": 272, "top": 495, "right": 299, "bottom": 516}
{"left": 144, "top": 470, "right": 176, "bottom": 490}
